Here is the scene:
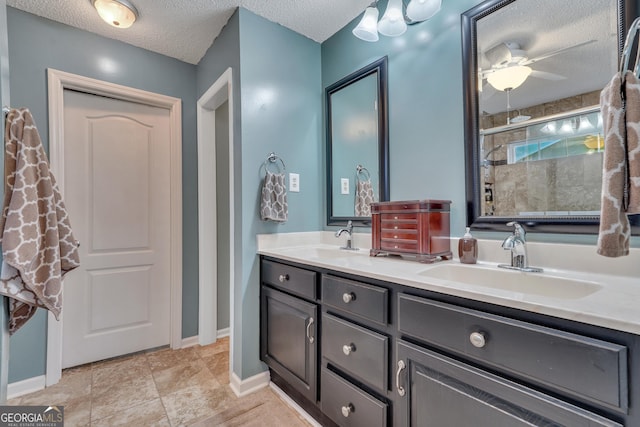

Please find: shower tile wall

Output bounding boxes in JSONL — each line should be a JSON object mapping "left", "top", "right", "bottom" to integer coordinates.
{"left": 481, "top": 90, "right": 602, "bottom": 216}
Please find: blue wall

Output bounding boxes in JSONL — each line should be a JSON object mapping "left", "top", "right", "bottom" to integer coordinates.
{"left": 6, "top": 7, "right": 199, "bottom": 382}
{"left": 322, "top": 0, "right": 640, "bottom": 247}
{"left": 237, "top": 9, "right": 322, "bottom": 378}
{"left": 197, "top": 9, "right": 323, "bottom": 379}
{"left": 322, "top": 0, "right": 480, "bottom": 237}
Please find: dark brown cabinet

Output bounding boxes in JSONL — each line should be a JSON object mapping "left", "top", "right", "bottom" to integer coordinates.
{"left": 395, "top": 340, "right": 622, "bottom": 427}
{"left": 259, "top": 256, "right": 639, "bottom": 426}
{"left": 260, "top": 285, "right": 318, "bottom": 403}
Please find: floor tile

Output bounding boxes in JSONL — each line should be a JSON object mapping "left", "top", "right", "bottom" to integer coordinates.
{"left": 91, "top": 375, "right": 160, "bottom": 420}
{"left": 161, "top": 383, "right": 237, "bottom": 426}
{"left": 91, "top": 398, "right": 170, "bottom": 427}
{"left": 152, "top": 358, "right": 218, "bottom": 397}
{"left": 5, "top": 342, "right": 313, "bottom": 426}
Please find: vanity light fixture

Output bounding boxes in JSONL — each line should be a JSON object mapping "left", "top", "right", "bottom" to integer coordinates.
{"left": 486, "top": 65, "right": 532, "bottom": 91}
{"left": 91, "top": 0, "right": 139, "bottom": 29}
{"left": 353, "top": 0, "right": 442, "bottom": 41}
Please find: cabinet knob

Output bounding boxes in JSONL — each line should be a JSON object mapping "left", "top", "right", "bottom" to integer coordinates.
{"left": 342, "top": 292, "right": 355, "bottom": 303}
{"left": 470, "top": 331, "right": 486, "bottom": 348}
{"left": 278, "top": 274, "right": 289, "bottom": 283}
{"left": 341, "top": 403, "right": 354, "bottom": 418}
{"left": 342, "top": 343, "right": 356, "bottom": 356}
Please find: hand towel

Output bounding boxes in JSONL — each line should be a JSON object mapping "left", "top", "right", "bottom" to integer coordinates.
{"left": 355, "top": 179, "right": 375, "bottom": 217}
{"left": 598, "top": 73, "right": 633, "bottom": 257}
{"left": 623, "top": 72, "right": 640, "bottom": 214}
{"left": 260, "top": 171, "right": 288, "bottom": 222}
{"left": 0, "top": 108, "right": 80, "bottom": 333}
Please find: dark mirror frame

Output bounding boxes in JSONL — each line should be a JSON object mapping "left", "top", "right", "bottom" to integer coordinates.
{"left": 326, "top": 56, "right": 389, "bottom": 226}
{"left": 462, "top": 0, "right": 640, "bottom": 234}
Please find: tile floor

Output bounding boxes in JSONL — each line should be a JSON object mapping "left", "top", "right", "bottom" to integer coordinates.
{"left": 7, "top": 337, "right": 312, "bottom": 426}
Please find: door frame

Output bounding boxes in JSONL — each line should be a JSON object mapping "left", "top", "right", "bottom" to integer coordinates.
{"left": 45, "top": 68, "right": 183, "bottom": 386}
{"left": 196, "top": 68, "right": 235, "bottom": 368}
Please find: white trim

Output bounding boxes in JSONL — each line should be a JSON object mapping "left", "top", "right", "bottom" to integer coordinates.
{"left": 216, "top": 327, "right": 230, "bottom": 338}
{"left": 181, "top": 336, "right": 200, "bottom": 348}
{"left": 269, "top": 382, "right": 322, "bottom": 427}
{"left": 7, "top": 376, "right": 46, "bottom": 400}
{"left": 229, "top": 370, "right": 270, "bottom": 397}
{"left": 45, "top": 68, "right": 183, "bottom": 386}
{"left": 196, "top": 69, "right": 235, "bottom": 381}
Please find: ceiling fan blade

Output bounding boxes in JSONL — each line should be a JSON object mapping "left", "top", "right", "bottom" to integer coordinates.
{"left": 520, "top": 39, "right": 597, "bottom": 65}
{"left": 530, "top": 69, "right": 566, "bottom": 81}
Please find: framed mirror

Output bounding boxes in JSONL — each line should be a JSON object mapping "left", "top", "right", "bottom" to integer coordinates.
{"left": 462, "top": 0, "right": 639, "bottom": 233}
{"left": 326, "top": 57, "right": 389, "bottom": 226}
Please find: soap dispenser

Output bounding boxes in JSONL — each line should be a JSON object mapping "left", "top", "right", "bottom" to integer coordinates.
{"left": 458, "top": 227, "right": 478, "bottom": 264}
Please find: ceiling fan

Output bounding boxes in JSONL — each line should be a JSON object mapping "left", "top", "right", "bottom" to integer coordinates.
{"left": 480, "top": 40, "right": 596, "bottom": 92}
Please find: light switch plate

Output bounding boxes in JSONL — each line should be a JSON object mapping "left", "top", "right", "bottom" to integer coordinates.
{"left": 341, "top": 178, "right": 350, "bottom": 195}
{"left": 289, "top": 173, "right": 300, "bottom": 192}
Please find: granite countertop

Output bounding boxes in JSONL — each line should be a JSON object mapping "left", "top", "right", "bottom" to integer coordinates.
{"left": 257, "top": 232, "right": 640, "bottom": 336}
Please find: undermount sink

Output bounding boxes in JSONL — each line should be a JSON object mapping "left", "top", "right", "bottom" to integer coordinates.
{"left": 279, "top": 246, "right": 367, "bottom": 261}
{"left": 419, "top": 263, "right": 602, "bottom": 299}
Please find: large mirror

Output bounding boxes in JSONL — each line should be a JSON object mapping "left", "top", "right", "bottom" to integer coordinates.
{"left": 326, "top": 57, "right": 389, "bottom": 226}
{"left": 462, "top": 0, "right": 639, "bottom": 233}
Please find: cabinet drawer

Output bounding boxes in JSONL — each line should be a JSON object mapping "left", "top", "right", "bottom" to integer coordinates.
{"left": 321, "top": 367, "right": 387, "bottom": 427}
{"left": 375, "top": 201, "right": 420, "bottom": 212}
{"left": 381, "top": 221, "right": 418, "bottom": 231}
{"left": 380, "top": 229, "right": 418, "bottom": 240}
{"left": 398, "top": 294, "right": 628, "bottom": 412}
{"left": 261, "top": 259, "right": 316, "bottom": 300}
{"left": 380, "top": 239, "right": 418, "bottom": 252}
{"left": 322, "top": 275, "right": 388, "bottom": 325}
{"left": 322, "top": 313, "right": 388, "bottom": 391}
{"left": 380, "top": 213, "right": 418, "bottom": 222}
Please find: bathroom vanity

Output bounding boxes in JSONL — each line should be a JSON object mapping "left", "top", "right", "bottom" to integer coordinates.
{"left": 258, "top": 234, "right": 640, "bottom": 427}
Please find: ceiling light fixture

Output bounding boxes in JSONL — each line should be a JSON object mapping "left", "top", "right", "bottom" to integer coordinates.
{"left": 91, "top": 0, "right": 139, "bottom": 29}
{"left": 353, "top": 0, "right": 441, "bottom": 42}
{"left": 486, "top": 65, "right": 532, "bottom": 91}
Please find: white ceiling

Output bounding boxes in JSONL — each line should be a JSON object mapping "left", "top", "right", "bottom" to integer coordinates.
{"left": 6, "top": 0, "right": 372, "bottom": 64}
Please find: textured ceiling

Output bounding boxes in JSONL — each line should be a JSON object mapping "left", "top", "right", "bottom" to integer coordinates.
{"left": 477, "top": 0, "right": 618, "bottom": 114}
{"left": 6, "top": 0, "right": 372, "bottom": 64}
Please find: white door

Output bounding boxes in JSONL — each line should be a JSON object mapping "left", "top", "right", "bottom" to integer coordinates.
{"left": 61, "top": 90, "right": 171, "bottom": 368}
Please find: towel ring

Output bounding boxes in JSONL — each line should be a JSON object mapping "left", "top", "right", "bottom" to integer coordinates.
{"left": 262, "top": 152, "right": 286, "bottom": 175}
{"left": 356, "top": 164, "right": 371, "bottom": 181}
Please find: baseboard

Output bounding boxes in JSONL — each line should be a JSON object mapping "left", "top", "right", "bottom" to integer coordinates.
{"left": 229, "top": 370, "right": 270, "bottom": 397}
{"left": 217, "top": 327, "right": 230, "bottom": 338}
{"left": 181, "top": 336, "right": 199, "bottom": 348}
{"left": 7, "top": 375, "right": 46, "bottom": 400}
{"left": 269, "top": 382, "right": 322, "bottom": 427}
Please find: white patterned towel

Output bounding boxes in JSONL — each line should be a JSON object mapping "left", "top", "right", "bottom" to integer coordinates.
{"left": 260, "top": 171, "right": 288, "bottom": 222}
{"left": 0, "top": 108, "right": 80, "bottom": 333}
{"left": 355, "top": 179, "right": 375, "bottom": 217}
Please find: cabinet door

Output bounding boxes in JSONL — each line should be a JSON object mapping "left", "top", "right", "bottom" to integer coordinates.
{"left": 395, "top": 341, "right": 622, "bottom": 427}
{"left": 261, "top": 286, "right": 318, "bottom": 402}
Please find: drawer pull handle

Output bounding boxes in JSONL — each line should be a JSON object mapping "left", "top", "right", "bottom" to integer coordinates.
{"left": 342, "top": 292, "right": 356, "bottom": 303}
{"left": 278, "top": 274, "right": 289, "bottom": 283}
{"left": 394, "top": 216, "right": 398, "bottom": 220}
{"left": 394, "top": 235, "right": 398, "bottom": 239}
{"left": 341, "top": 403, "right": 354, "bottom": 418}
{"left": 342, "top": 343, "right": 356, "bottom": 356}
{"left": 394, "top": 226, "right": 398, "bottom": 230}
{"left": 306, "top": 317, "right": 315, "bottom": 344}
{"left": 470, "top": 331, "right": 486, "bottom": 348}
{"left": 396, "top": 360, "right": 406, "bottom": 397}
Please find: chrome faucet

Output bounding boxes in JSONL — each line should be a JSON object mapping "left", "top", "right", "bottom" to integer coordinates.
{"left": 335, "top": 220, "right": 359, "bottom": 251}
{"left": 498, "top": 222, "right": 542, "bottom": 272}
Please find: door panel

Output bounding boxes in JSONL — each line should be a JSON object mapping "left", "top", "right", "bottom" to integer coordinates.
{"left": 62, "top": 90, "right": 171, "bottom": 368}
